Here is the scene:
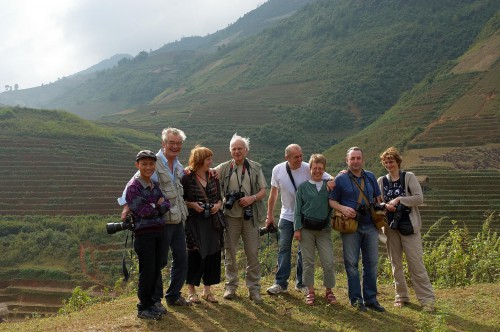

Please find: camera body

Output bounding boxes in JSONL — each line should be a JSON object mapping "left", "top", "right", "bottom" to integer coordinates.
{"left": 355, "top": 204, "right": 368, "bottom": 222}
{"left": 106, "top": 214, "right": 135, "bottom": 234}
{"left": 225, "top": 191, "right": 245, "bottom": 209}
{"left": 243, "top": 206, "right": 253, "bottom": 220}
{"left": 371, "top": 202, "right": 385, "bottom": 211}
{"left": 200, "top": 202, "right": 214, "bottom": 219}
{"left": 390, "top": 204, "right": 410, "bottom": 230}
{"left": 259, "top": 223, "right": 278, "bottom": 236}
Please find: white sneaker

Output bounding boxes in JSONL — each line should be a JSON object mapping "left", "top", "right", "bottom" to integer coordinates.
{"left": 266, "top": 284, "right": 287, "bottom": 295}
{"left": 295, "top": 285, "right": 309, "bottom": 295}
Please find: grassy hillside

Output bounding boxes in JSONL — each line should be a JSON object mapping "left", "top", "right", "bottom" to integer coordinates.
{"left": 1, "top": 280, "right": 499, "bottom": 331}
{"left": 0, "top": 107, "right": 157, "bottom": 215}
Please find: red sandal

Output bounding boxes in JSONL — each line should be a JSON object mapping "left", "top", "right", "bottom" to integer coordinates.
{"left": 306, "top": 292, "right": 315, "bottom": 306}
{"left": 325, "top": 291, "right": 338, "bottom": 305}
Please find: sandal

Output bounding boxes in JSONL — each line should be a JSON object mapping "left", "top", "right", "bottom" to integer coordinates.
{"left": 202, "top": 292, "right": 218, "bottom": 303}
{"left": 188, "top": 293, "right": 201, "bottom": 304}
{"left": 394, "top": 300, "right": 406, "bottom": 308}
{"left": 325, "top": 291, "right": 338, "bottom": 305}
{"left": 306, "top": 292, "right": 315, "bottom": 306}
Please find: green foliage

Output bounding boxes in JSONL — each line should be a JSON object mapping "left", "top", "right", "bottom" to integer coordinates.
{"left": 0, "top": 215, "right": 127, "bottom": 285}
{"left": 58, "top": 286, "right": 97, "bottom": 315}
{"left": 381, "top": 213, "right": 499, "bottom": 288}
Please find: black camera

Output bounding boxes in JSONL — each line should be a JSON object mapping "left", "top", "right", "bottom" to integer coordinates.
{"left": 390, "top": 204, "right": 410, "bottom": 230}
{"left": 355, "top": 205, "right": 367, "bottom": 222}
{"left": 259, "top": 223, "right": 278, "bottom": 236}
{"left": 225, "top": 191, "right": 245, "bottom": 209}
{"left": 200, "top": 202, "right": 214, "bottom": 219}
{"left": 371, "top": 202, "right": 385, "bottom": 211}
{"left": 244, "top": 206, "right": 253, "bottom": 220}
{"left": 106, "top": 214, "right": 135, "bottom": 234}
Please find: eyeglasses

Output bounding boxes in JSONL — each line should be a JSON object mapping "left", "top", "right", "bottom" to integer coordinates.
{"left": 166, "top": 141, "right": 183, "bottom": 146}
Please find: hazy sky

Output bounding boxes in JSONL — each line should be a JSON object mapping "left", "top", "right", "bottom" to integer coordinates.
{"left": 1, "top": 0, "right": 265, "bottom": 90}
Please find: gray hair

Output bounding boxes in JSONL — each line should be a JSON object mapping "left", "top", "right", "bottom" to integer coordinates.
{"left": 161, "top": 127, "right": 186, "bottom": 142}
{"left": 285, "top": 144, "right": 302, "bottom": 157}
{"left": 229, "top": 133, "right": 250, "bottom": 151}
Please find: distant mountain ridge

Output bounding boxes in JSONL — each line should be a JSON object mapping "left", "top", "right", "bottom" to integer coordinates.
{"left": 72, "top": 54, "right": 132, "bottom": 76}
{"left": 0, "top": 0, "right": 317, "bottom": 114}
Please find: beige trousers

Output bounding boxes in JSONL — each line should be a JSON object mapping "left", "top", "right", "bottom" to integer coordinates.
{"left": 385, "top": 227, "right": 435, "bottom": 305}
{"left": 300, "top": 228, "right": 335, "bottom": 288}
{"left": 224, "top": 216, "right": 261, "bottom": 294}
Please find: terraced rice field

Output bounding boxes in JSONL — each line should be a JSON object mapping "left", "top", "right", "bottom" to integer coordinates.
{"left": 407, "top": 166, "right": 500, "bottom": 238}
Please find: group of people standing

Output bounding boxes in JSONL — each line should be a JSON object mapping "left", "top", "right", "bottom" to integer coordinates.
{"left": 119, "top": 127, "right": 435, "bottom": 320}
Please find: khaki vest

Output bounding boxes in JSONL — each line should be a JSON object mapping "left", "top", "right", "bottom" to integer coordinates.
{"left": 218, "top": 159, "right": 266, "bottom": 226}
{"left": 155, "top": 158, "right": 188, "bottom": 224}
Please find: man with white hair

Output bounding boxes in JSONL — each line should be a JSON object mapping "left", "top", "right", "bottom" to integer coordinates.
{"left": 214, "top": 133, "right": 267, "bottom": 303}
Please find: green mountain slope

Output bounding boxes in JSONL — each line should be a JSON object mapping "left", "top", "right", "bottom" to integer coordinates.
{"left": 323, "top": 12, "right": 500, "bottom": 235}
{"left": 0, "top": 0, "right": 317, "bottom": 119}
{"left": 97, "top": 0, "right": 499, "bottom": 176}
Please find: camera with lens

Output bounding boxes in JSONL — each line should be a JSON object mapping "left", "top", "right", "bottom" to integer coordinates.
{"left": 106, "top": 213, "right": 135, "bottom": 234}
{"left": 390, "top": 204, "right": 410, "bottom": 230}
{"left": 225, "top": 190, "right": 245, "bottom": 209}
{"left": 259, "top": 223, "right": 278, "bottom": 236}
{"left": 200, "top": 202, "right": 214, "bottom": 219}
{"left": 371, "top": 202, "right": 385, "bottom": 211}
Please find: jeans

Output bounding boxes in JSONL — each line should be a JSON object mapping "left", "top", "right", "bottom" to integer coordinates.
{"left": 341, "top": 222, "right": 379, "bottom": 305}
{"left": 153, "top": 222, "right": 188, "bottom": 303}
{"left": 275, "top": 218, "right": 303, "bottom": 289}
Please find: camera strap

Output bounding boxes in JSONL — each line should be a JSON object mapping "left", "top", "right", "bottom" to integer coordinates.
{"left": 122, "top": 231, "right": 134, "bottom": 282}
{"left": 383, "top": 171, "right": 409, "bottom": 196}
{"left": 226, "top": 159, "right": 247, "bottom": 194}
{"left": 285, "top": 162, "right": 298, "bottom": 192}
{"left": 349, "top": 172, "right": 371, "bottom": 206}
{"left": 194, "top": 172, "right": 210, "bottom": 204}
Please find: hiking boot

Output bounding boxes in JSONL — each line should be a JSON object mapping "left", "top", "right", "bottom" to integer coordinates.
{"left": 267, "top": 284, "right": 287, "bottom": 295}
{"left": 153, "top": 301, "right": 167, "bottom": 315}
{"left": 137, "top": 307, "right": 162, "bottom": 320}
{"left": 366, "top": 301, "right": 386, "bottom": 312}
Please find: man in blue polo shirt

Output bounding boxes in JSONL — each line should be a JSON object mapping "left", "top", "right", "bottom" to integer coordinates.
{"left": 329, "top": 147, "right": 385, "bottom": 312}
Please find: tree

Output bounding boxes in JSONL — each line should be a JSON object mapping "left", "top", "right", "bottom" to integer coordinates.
{"left": 14, "top": 84, "right": 19, "bottom": 91}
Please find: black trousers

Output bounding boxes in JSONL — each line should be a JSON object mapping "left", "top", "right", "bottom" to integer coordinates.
{"left": 134, "top": 231, "right": 163, "bottom": 311}
{"left": 186, "top": 249, "right": 222, "bottom": 286}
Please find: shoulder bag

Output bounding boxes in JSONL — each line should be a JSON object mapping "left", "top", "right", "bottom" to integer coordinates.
{"left": 331, "top": 182, "right": 362, "bottom": 233}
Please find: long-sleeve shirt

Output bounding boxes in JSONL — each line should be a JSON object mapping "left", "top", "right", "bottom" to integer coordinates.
{"left": 125, "top": 174, "right": 170, "bottom": 233}
{"left": 294, "top": 180, "right": 331, "bottom": 231}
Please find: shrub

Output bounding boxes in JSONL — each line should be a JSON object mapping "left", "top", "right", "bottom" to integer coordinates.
{"left": 58, "top": 286, "right": 97, "bottom": 315}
